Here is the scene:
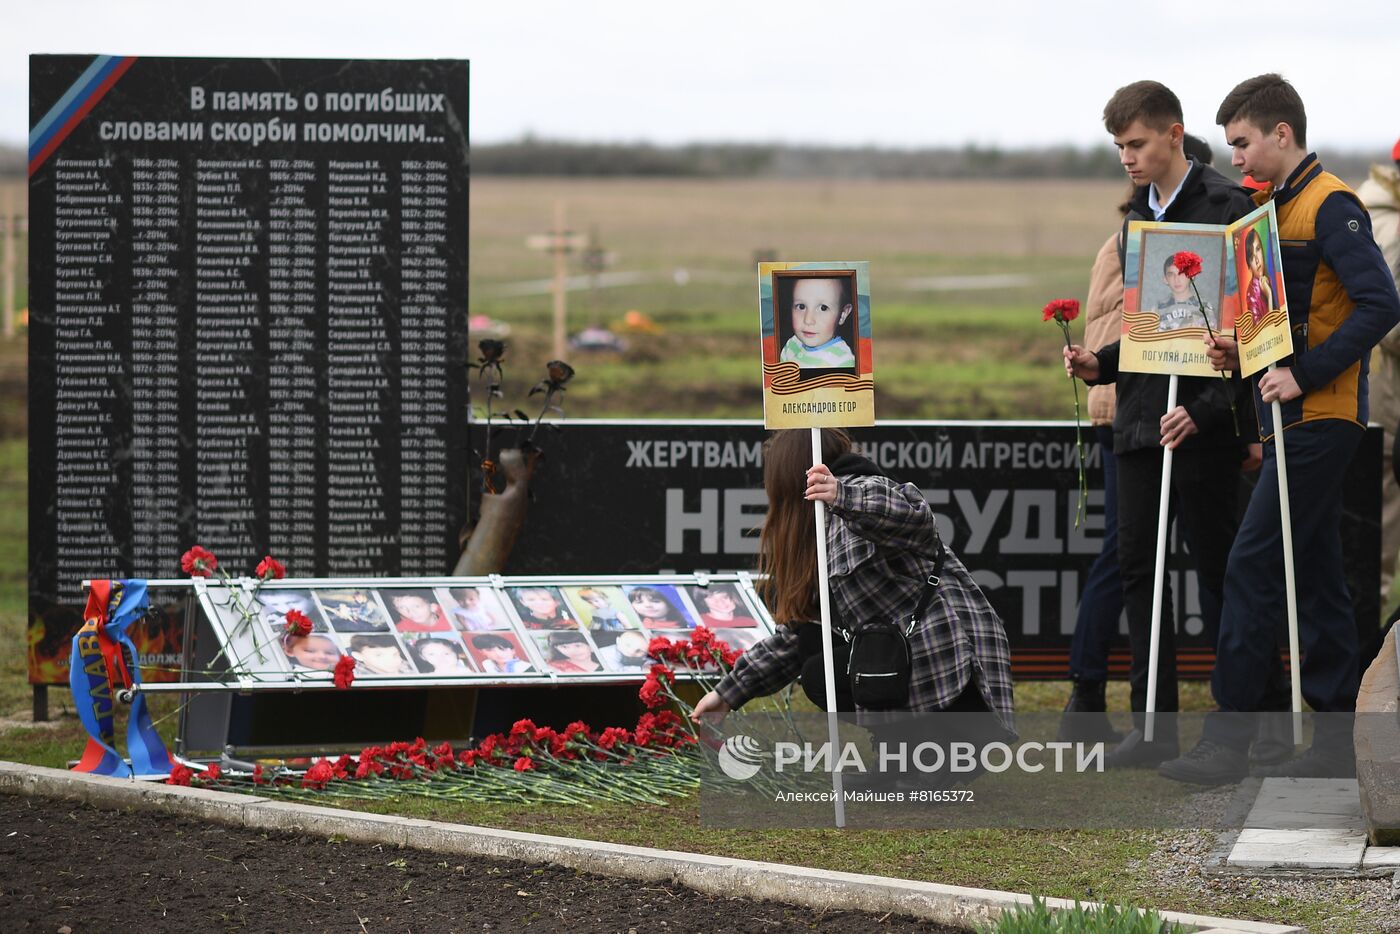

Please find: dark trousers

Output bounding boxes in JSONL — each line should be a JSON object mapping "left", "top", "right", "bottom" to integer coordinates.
{"left": 1204, "top": 421, "right": 1363, "bottom": 751}
{"left": 1069, "top": 426, "right": 1122, "bottom": 681}
{"left": 1116, "top": 443, "right": 1242, "bottom": 717}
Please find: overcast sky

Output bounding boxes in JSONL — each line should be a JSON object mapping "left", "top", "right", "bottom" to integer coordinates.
{"left": 7, "top": 0, "right": 1399, "bottom": 154}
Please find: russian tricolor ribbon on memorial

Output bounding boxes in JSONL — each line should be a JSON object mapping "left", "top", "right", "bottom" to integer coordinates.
{"left": 69, "top": 579, "right": 173, "bottom": 778}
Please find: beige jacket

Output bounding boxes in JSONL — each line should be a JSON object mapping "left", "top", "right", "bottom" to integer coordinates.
{"left": 1082, "top": 232, "right": 1124, "bottom": 426}
{"left": 1359, "top": 164, "right": 1400, "bottom": 437}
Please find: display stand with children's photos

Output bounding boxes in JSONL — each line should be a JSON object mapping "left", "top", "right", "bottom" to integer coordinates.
{"left": 757, "top": 261, "right": 875, "bottom": 829}
{"left": 149, "top": 574, "right": 776, "bottom": 694}
{"left": 114, "top": 574, "right": 775, "bottom": 756}
{"left": 1121, "top": 204, "right": 1301, "bottom": 741}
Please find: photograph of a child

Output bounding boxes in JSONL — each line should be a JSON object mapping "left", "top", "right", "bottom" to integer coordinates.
{"left": 281, "top": 632, "right": 342, "bottom": 672}
{"left": 594, "top": 629, "right": 653, "bottom": 672}
{"left": 466, "top": 632, "right": 535, "bottom": 674}
{"left": 256, "top": 589, "right": 328, "bottom": 637}
{"left": 442, "top": 586, "right": 510, "bottom": 631}
{"left": 535, "top": 630, "right": 605, "bottom": 674}
{"left": 623, "top": 584, "right": 697, "bottom": 630}
{"left": 1237, "top": 223, "right": 1277, "bottom": 326}
{"left": 316, "top": 589, "right": 391, "bottom": 633}
{"left": 774, "top": 271, "right": 858, "bottom": 372}
{"left": 1141, "top": 234, "right": 1222, "bottom": 332}
{"left": 689, "top": 584, "right": 759, "bottom": 628}
{"left": 506, "top": 586, "right": 579, "bottom": 631}
{"left": 343, "top": 633, "right": 414, "bottom": 676}
{"left": 381, "top": 587, "right": 453, "bottom": 633}
{"left": 563, "top": 586, "right": 639, "bottom": 631}
{"left": 404, "top": 634, "right": 477, "bottom": 675}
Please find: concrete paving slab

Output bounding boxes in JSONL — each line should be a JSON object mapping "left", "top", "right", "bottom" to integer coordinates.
{"left": 1360, "top": 846, "right": 1400, "bottom": 871}
{"left": 1235, "top": 828, "right": 1367, "bottom": 847}
{"left": 1229, "top": 840, "right": 1366, "bottom": 872}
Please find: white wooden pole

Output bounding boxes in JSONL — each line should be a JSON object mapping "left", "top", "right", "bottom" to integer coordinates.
{"left": 811, "top": 427, "right": 845, "bottom": 827}
{"left": 551, "top": 200, "right": 568, "bottom": 361}
{"left": 1267, "top": 362, "right": 1304, "bottom": 745}
{"left": 1144, "top": 373, "right": 1178, "bottom": 742}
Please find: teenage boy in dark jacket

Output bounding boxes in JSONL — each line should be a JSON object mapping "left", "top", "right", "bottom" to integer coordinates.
{"left": 1160, "top": 74, "right": 1400, "bottom": 784}
{"left": 1064, "top": 80, "right": 1257, "bottom": 767}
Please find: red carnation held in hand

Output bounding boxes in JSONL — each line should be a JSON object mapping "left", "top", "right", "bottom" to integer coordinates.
{"left": 1041, "top": 298, "right": 1080, "bottom": 323}
{"left": 180, "top": 545, "right": 217, "bottom": 577}
{"left": 1172, "top": 251, "right": 1203, "bottom": 279}
{"left": 333, "top": 654, "right": 356, "bottom": 689}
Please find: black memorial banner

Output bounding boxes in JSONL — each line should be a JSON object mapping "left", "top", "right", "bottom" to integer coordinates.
{"left": 28, "top": 56, "right": 470, "bottom": 683}
{"left": 489, "top": 421, "right": 1382, "bottom": 680}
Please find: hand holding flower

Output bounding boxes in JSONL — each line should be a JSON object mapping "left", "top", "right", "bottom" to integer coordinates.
{"left": 1042, "top": 299, "right": 1088, "bottom": 528}
{"left": 1063, "top": 344, "right": 1100, "bottom": 382}
{"left": 1203, "top": 333, "right": 1240, "bottom": 372}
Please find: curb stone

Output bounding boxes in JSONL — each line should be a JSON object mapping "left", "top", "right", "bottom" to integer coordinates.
{"left": 0, "top": 760, "right": 1302, "bottom": 933}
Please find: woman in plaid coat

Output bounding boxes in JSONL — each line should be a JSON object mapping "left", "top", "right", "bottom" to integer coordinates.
{"left": 692, "top": 429, "right": 1014, "bottom": 731}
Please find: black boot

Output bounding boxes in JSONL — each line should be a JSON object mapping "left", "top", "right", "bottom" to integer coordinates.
{"left": 1104, "top": 710, "right": 1178, "bottom": 769}
{"left": 1158, "top": 739, "right": 1248, "bottom": 785}
{"left": 1057, "top": 678, "right": 1124, "bottom": 744}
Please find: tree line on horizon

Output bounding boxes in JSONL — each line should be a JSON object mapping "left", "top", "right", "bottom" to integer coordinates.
{"left": 0, "top": 139, "right": 1380, "bottom": 181}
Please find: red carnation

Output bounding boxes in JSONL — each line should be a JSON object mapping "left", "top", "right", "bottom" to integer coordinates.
{"left": 1043, "top": 296, "right": 1089, "bottom": 529}
{"left": 513, "top": 756, "right": 535, "bottom": 772}
{"left": 255, "top": 555, "right": 286, "bottom": 581}
{"left": 302, "top": 760, "right": 335, "bottom": 789}
{"left": 333, "top": 655, "right": 356, "bottom": 689}
{"left": 165, "top": 763, "right": 194, "bottom": 786}
{"left": 179, "top": 546, "right": 218, "bottom": 578}
{"left": 1041, "top": 298, "right": 1080, "bottom": 323}
{"left": 283, "top": 608, "right": 312, "bottom": 638}
{"left": 1172, "top": 251, "right": 1203, "bottom": 279}
{"left": 647, "top": 636, "right": 681, "bottom": 662}
{"left": 201, "top": 763, "right": 222, "bottom": 783}
{"left": 596, "top": 726, "right": 631, "bottom": 751}
{"left": 639, "top": 677, "right": 664, "bottom": 708}
{"left": 332, "top": 755, "right": 353, "bottom": 779}
{"left": 476, "top": 734, "right": 502, "bottom": 761}
{"left": 252, "top": 763, "right": 265, "bottom": 785}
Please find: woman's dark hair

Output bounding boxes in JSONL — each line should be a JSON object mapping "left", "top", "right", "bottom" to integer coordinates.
{"left": 759, "top": 428, "right": 852, "bottom": 624}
